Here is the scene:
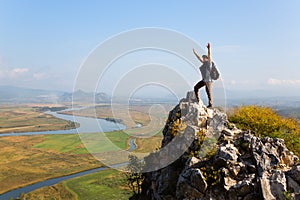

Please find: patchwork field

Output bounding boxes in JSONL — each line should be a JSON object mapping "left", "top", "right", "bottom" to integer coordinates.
{"left": 0, "top": 135, "right": 102, "bottom": 194}
{"left": 0, "top": 132, "right": 163, "bottom": 195}
{"left": 0, "top": 104, "right": 167, "bottom": 199}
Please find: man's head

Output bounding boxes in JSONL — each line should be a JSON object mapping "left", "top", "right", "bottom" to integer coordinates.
{"left": 202, "top": 55, "right": 209, "bottom": 61}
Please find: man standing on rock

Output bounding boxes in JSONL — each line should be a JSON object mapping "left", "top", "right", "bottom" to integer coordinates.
{"left": 193, "top": 42, "right": 217, "bottom": 108}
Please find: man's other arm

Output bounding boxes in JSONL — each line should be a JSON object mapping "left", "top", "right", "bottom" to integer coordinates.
{"left": 193, "top": 48, "right": 204, "bottom": 63}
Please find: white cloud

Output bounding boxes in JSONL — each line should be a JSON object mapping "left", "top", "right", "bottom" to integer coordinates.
{"left": 11, "top": 68, "right": 29, "bottom": 78}
{"left": 13, "top": 68, "right": 29, "bottom": 73}
{"left": 267, "top": 78, "right": 300, "bottom": 86}
{"left": 0, "top": 67, "right": 29, "bottom": 79}
{"left": 223, "top": 79, "right": 255, "bottom": 86}
{"left": 33, "top": 72, "right": 46, "bottom": 80}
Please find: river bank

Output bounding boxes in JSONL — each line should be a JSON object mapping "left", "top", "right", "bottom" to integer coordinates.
{"left": 0, "top": 106, "right": 78, "bottom": 134}
{"left": 0, "top": 109, "right": 126, "bottom": 137}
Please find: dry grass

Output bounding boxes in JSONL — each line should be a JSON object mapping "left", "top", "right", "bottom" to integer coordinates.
{"left": 133, "top": 132, "right": 163, "bottom": 153}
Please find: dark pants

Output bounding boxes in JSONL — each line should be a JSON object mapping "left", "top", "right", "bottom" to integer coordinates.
{"left": 194, "top": 80, "right": 213, "bottom": 106}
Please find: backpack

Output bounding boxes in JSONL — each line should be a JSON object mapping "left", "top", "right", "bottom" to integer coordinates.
{"left": 210, "top": 62, "right": 220, "bottom": 80}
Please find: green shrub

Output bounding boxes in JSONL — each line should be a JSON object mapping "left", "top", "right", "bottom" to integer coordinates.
{"left": 228, "top": 105, "right": 300, "bottom": 157}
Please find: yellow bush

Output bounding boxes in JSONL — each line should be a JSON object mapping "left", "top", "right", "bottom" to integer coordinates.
{"left": 228, "top": 105, "right": 300, "bottom": 157}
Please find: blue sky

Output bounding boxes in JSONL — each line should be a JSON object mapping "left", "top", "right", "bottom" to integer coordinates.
{"left": 0, "top": 0, "right": 299, "bottom": 97}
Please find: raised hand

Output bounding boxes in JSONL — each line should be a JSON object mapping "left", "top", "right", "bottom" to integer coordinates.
{"left": 207, "top": 42, "right": 210, "bottom": 49}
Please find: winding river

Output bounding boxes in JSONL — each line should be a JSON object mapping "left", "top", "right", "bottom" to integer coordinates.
{"left": 0, "top": 110, "right": 126, "bottom": 137}
{"left": 0, "top": 110, "right": 135, "bottom": 199}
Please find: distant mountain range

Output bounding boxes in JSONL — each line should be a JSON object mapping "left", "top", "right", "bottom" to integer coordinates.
{"left": 60, "top": 90, "right": 110, "bottom": 103}
{"left": 0, "top": 85, "right": 110, "bottom": 103}
{"left": 0, "top": 85, "right": 63, "bottom": 103}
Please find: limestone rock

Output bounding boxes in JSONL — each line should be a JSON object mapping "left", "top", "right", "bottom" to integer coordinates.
{"left": 140, "top": 91, "right": 300, "bottom": 200}
{"left": 176, "top": 167, "right": 207, "bottom": 199}
{"left": 227, "top": 174, "right": 256, "bottom": 199}
{"left": 260, "top": 170, "right": 287, "bottom": 200}
{"left": 214, "top": 143, "right": 240, "bottom": 167}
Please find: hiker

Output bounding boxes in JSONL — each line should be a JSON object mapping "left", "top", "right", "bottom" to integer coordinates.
{"left": 193, "top": 42, "right": 219, "bottom": 108}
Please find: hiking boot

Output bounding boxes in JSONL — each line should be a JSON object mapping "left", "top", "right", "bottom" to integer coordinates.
{"left": 207, "top": 104, "right": 213, "bottom": 108}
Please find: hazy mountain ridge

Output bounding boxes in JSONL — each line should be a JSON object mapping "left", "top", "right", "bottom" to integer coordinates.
{"left": 0, "top": 85, "right": 110, "bottom": 103}
{"left": 0, "top": 85, "right": 64, "bottom": 103}
{"left": 59, "top": 89, "right": 110, "bottom": 103}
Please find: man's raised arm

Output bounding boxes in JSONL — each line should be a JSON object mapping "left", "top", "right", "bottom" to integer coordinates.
{"left": 207, "top": 42, "right": 211, "bottom": 63}
{"left": 193, "top": 48, "right": 203, "bottom": 63}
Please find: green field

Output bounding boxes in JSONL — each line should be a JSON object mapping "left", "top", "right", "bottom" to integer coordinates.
{"left": 8, "top": 131, "right": 164, "bottom": 199}
{"left": 21, "top": 169, "right": 132, "bottom": 200}
{"left": 33, "top": 134, "right": 89, "bottom": 154}
{"left": 34, "top": 131, "right": 130, "bottom": 154}
{"left": 64, "top": 169, "right": 131, "bottom": 200}
{"left": 0, "top": 130, "right": 151, "bottom": 193}
{"left": 0, "top": 131, "right": 162, "bottom": 194}
{"left": 18, "top": 132, "right": 164, "bottom": 199}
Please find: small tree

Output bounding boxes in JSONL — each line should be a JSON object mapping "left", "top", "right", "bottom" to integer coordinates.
{"left": 126, "top": 155, "right": 144, "bottom": 195}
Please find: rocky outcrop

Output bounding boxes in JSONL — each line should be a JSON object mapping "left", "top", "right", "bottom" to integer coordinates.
{"left": 141, "top": 91, "right": 300, "bottom": 200}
